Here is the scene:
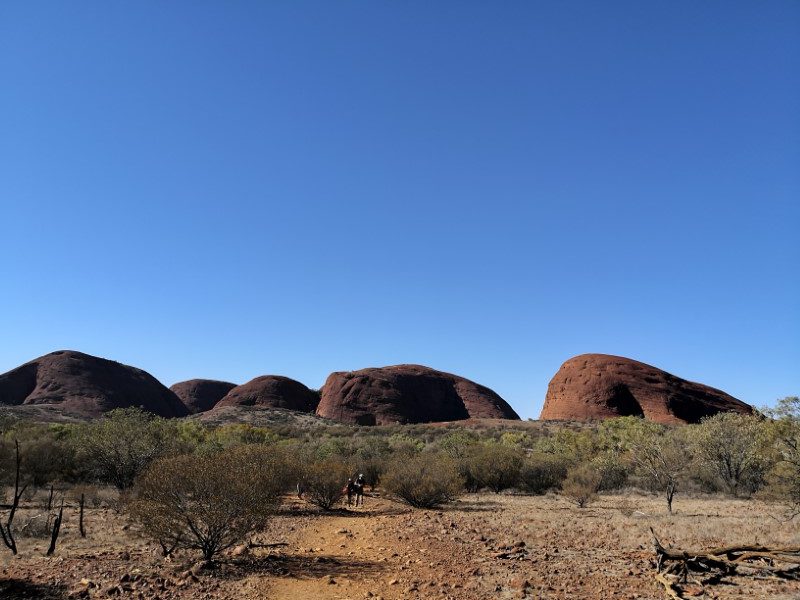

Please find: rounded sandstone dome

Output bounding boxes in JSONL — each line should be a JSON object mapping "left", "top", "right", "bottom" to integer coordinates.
{"left": 0, "top": 350, "right": 189, "bottom": 418}
{"left": 539, "top": 353, "right": 753, "bottom": 424}
{"left": 169, "top": 379, "right": 237, "bottom": 414}
{"left": 316, "top": 364, "right": 520, "bottom": 426}
{"left": 213, "top": 375, "right": 319, "bottom": 412}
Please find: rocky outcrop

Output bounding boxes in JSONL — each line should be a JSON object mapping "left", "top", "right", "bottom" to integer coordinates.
{"left": 0, "top": 350, "right": 189, "bottom": 418}
{"left": 316, "top": 364, "right": 520, "bottom": 425}
{"left": 169, "top": 379, "right": 237, "bottom": 414}
{"left": 213, "top": 376, "right": 320, "bottom": 412}
{"left": 539, "top": 354, "right": 752, "bottom": 424}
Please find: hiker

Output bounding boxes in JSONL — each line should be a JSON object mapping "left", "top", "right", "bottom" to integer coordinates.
{"left": 344, "top": 478, "right": 355, "bottom": 507}
{"left": 296, "top": 481, "right": 305, "bottom": 499}
{"left": 354, "top": 473, "right": 366, "bottom": 507}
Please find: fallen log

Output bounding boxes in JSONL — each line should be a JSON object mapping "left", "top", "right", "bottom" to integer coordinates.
{"left": 650, "top": 528, "right": 800, "bottom": 599}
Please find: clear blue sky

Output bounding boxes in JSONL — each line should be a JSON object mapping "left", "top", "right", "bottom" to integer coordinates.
{"left": 1, "top": 1, "right": 798, "bottom": 419}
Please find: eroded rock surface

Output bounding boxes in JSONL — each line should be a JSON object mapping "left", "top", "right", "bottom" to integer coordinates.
{"left": 539, "top": 353, "right": 752, "bottom": 424}
{"left": 213, "top": 376, "right": 319, "bottom": 413}
{"left": 316, "top": 364, "right": 519, "bottom": 425}
{"left": 0, "top": 350, "right": 189, "bottom": 418}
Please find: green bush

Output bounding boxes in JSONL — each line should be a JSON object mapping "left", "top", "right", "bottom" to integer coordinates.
{"left": 468, "top": 443, "right": 524, "bottom": 493}
{"left": 302, "top": 457, "right": 351, "bottom": 510}
{"left": 519, "top": 453, "right": 570, "bottom": 494}
{"left": 127, "top": 444, "right": 289, "bottom": 561}
{"left": 561, "top": 463, "right": 601, "bottom": 508}
{"left": 71, "top": 408, "right": 179, "bottom": 489}
{"left": 382, "top": 451, "right": 462, "bottom": 509}
{"left": 691, "top": 413, "right": 770, "bottom": 497}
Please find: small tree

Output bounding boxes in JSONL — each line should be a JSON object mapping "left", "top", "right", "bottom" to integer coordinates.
{"left": 302, "top": 457, "right": 351, "bottom": 510}
{"left": 382, "top": 452, "right": 462, "bottom": 509}
{"left": 692, "top": 412, "right": 767, "bottom": 497}
{"left": 73, "top": 408, "right": 177, "bottom": 489}
{"left": 0, "top": 440, "right": 27, "bottom": 554}
{"left": 469, "top": 443, "right": 524, "bottom": 493}
{"left": 127, "top": 445, "right": 288, "bottom": 561}
{"left": 762, "top": 397, "right": 800, "bottom": 519}
{"left": 519, "top": 452, "right": 570, "bottom": 495}
{"left": 561, "top": 463, "right": 601, "bottom": 508}
{"left": 630, "top": 425, "right": 688, "bottom": 513}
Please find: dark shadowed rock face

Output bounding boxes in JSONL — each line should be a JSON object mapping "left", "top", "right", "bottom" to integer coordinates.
{"left": 316, "top": 364, "right": 520, "bottom": 426}
{"left": 169, "top": 379, "right": 237, "bottom": 414}
{"left": 539, "top": 354, "right": 753, "bottom": 424}
{"left": 0, "top": 350, "right": 189, "bottom": 418}
{"left": 213, "top": 376, "right": 320, "bottom": 413}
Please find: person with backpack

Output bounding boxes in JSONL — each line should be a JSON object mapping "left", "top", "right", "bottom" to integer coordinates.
{"left": 354, "top": 473, "right": 366, "bottom": 507}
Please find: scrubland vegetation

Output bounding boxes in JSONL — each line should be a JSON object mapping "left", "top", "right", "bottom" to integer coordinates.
{"left": 0, "top": 398, "right": 798, "bottom": 598}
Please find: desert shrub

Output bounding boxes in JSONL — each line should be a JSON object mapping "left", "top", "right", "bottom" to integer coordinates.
{"left": 0, "top": 424, "right": 73, "bottom": 490}
{"left": 437, "top": 431, "right": 479, "bottom": 459}
{"left": 382, "top": 451, "right": 462, "bottom": 509}
{"left": 498, "top": 431, "right": 534, "bottom": 448}
{"left": 468, "top": 443, "right": 524, "bottom": 493}
{"left": 534, "top": 428, "right": 599, "bottom": 462}
{"left": 211, "top": 424, "right": 280, "bottom": 449}
{"left": 629, "top": 423, "right": 688, "bottom": 513}
{"left": 302, "top": 457, "right": 351, "bottom": 510}
{"left": 437, "top": 433, "right": 482, "bottom": 492}
{"left": 691, "top": 413, "right": 769, "bottom": 497}
{"left": 519, "top": 453, "right": 570, "bottom": 494}
{"left": 353, "top": 436, "right": 391, "bottom": 481}
{"left": 72, "top": 408, "right": 179, "bottom": 489}
{"left": 760, "top": 397, "right": 800, "bottom": 519}
{"left": 455, "top": 446, "right": 482, "bottom": 493}
{"left": 592, "top": 451, "right": 630, "bottom": 491}
{"left": 127, "top": 445, "right": 288, "bottom": 561}
{"left": 387, "top": 433, "right": 425, "bottom": 454}
{"left": 561, "top": 463, "right": 601, "bottom": 508}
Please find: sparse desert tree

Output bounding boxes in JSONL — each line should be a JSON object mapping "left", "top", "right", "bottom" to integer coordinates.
{"left": 469, "top": 443, "right": 524, "bottom": 493}
{"left": 519, "top": 452, "right": 570, "bottom": 495}
{"left": 127, "top": 445, "right": 289, "bottom": 561}
{"left": 561, "top": 463, "right": 602, "bottom": 508}
{"left": 72, "top": 408, "right": 178, "bottom": 489}
{"left": 437, "top": 431, "right": 480, "bottom": 459}
{"left": 302, "top": 457, "right": 352, "bottom": 510}
{"left": 0, "top": 440, "right": 27, "bottom": 554}
{"left": 762, "top": 397, "right": 800, "bottom": 519}
{"left": 382, "top": 451, "right": 462, "bottom": 509}
{"left": 630, "top": 424, "right": 689, "bottom": 513}
{"left": 691, "top": 412, "right": 768, "bottom": 497}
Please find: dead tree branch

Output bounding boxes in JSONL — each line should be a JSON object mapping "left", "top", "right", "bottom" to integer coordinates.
{"left": 0, "top": 440, "right": 28, "bottom": 554}
{"left": 46, "top": 498, "right": 64, "bottom": 556}
{"left": 650, "top": 528, "right": 800, "bottom": 599}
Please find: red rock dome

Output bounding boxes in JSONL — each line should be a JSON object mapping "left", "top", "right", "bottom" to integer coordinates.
{"left": 213, "top": 375, "right": 319, "bottom": 412}
{"left": 0, "top": 350, "right": 189, "bottom": 418}
{"left": 539, "top": 354, "right": 752, "bottom": 424}
{"left": 169, "top": 379, "right": 237, "bottom": 414}
{"left": 316, "top": 364, "right": 519, "bottom": 425}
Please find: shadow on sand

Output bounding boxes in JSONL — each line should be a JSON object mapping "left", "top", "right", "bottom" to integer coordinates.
{"left": 439, "top": 499, "right": 504, "bottom": 513}
{"left": 215, "top": 552, "right": 386, "bottom": 581}
{"left": 0, "top": 578, "right": 67, "bottom": 600}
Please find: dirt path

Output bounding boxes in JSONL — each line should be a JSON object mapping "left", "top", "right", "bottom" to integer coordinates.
{"left": 2, "top": 493, "right": 799, "bottom": 599}
{"left": 238, "top": 494, "right": 517, "bottom": 600}
{"left": 233, "top": 493, "right": 800, "bottom": 600}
